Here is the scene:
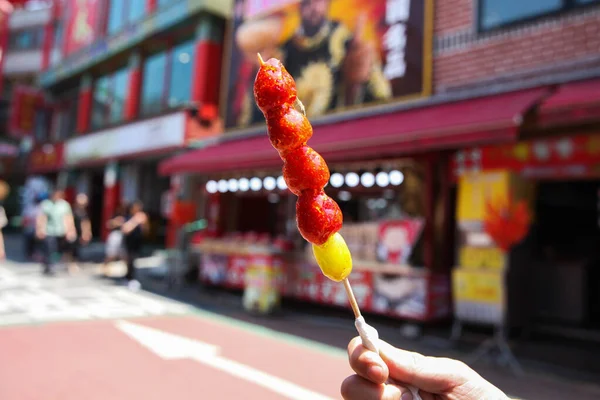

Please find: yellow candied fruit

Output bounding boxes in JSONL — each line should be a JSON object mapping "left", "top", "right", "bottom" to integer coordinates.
{"left": 312, "top": 232, "right": 353, "bottom": 282}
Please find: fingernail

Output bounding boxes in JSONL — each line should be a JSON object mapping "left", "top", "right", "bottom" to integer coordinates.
{"left": 401, "top": 392, "right": 413, "bottom": 400}
{"left": 367, "top": 364, "right": 383, "bottom": 381}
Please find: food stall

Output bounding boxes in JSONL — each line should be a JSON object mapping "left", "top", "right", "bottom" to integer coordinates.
{"left": 192, "top": 157, "right": 451, "bottom": 322}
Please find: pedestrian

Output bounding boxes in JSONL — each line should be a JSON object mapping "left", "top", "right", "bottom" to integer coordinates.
{"left": 121, "top": 200, "right": 148, "bottom": 290}
{"left": 71, "top": 193, "right": 92, "bottom": 272}
{"left": 36, "top": 189, "right": 76, "bottom": 275}
{"left": 341, "top": 337, "right": 510, "bottom": 400}
{"left": 22, "top": 192, "right": 47, "bottom": 261}
{"left": 0, "top": 180, "right": 10, "bottom": 260}
{"left": 103, "top": 203, "right": 127, "bottom": 277}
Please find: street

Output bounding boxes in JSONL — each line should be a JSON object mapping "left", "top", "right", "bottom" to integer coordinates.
{"left": 1, "top": 235, "right": 600, "bottom": 400}
{"left": 0, "top": 260, "right": 350, "bottom": 400}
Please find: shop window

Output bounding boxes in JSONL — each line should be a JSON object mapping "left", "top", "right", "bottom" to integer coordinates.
{"left": 110, "top": 68, "right": 129, "bottom": 123}
{"left": 478, "top": 0, "right": 599, "bottom": 31}
{"left": 141, "top": 52, "right": 167, "bottom": 115}
{"left": 141, "top": 38, "right": 196, "bottom": 116}
{"left": 50, "top": 89, "right": 79, "bottom": 141}
{"left": 107, "top": 0, "right": 126, "bottom": 35}
{"left": 128, "top": 0, "right": 146, "bottom": 24}
{"left": 91, "top": 67, "right": 129, "bottom": 129}
{"left": 8, "top": 27, "right": 44, "bottom": 50}
{"left": 168, "top": 40, "right": 194, "bottom": 107}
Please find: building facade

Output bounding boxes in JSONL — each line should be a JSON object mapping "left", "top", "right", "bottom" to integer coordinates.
{"left": 30, "top": 0, "right": 229, "bottom": 241}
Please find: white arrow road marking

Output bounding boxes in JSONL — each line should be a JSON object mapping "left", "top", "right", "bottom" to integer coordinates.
{"left": 115, "top": 320, "right": 335, "bottom": 400}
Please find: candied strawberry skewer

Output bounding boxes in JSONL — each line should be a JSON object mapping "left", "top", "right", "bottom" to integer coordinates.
{"left": 254, "top": 53, "right": 376, "bottom": 346}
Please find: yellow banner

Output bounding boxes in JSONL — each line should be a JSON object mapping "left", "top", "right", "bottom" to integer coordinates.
{"left": 458, "top": 246, "right": 506, "bottom": 271}
{"left": 456, "top": 171, "right": 511, "bottom": 223}
{"left": 452, "top": 268, "right": 504, "bottom": 305}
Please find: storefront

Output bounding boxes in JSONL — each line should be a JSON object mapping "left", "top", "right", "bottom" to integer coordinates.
{"left": 451, "top": 77, "right": 600, "bottom": 341}
{"left": 63, "top": 108, "right": 221, "bottom": 240}
{"left": 159, "top": 82, "right": 554, "bottom": 322}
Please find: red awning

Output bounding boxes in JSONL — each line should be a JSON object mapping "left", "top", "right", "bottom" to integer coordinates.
{"left": 539, "top": 79, "right": 600, "bottom": 127}
{"left": 159, "top": 87, "right": 548, "bottom": 175}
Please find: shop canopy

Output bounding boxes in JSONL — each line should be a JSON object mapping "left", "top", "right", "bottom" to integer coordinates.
{"left": 159, "top": 87, "right": 548, "bottom": 176}
{"left": 539, "top": 78, "right": 600, "bottom": 127}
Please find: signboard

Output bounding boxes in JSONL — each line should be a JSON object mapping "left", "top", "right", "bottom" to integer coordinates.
{"left": 8, "top": 86, "right": 44, "bottom": 138}
{"left": 456, "top": 171, "right": 511, "bottom": 224}
{"left": 224, "top": 0, "right": 432, "bottom": 129}
{"left": 452, "top": 268, "right": 504, "bottom": 326}
{"left": 453, "top": 133, "right": 600, "bottom": 180}
{"left": 65, "top": 111, "right": 186, "bottom": 165}
{"left": 63, "top": 0, "right": 101, "bottom": 55}
{"left": 28, "top": 143, "right": 64, "bottom": 173}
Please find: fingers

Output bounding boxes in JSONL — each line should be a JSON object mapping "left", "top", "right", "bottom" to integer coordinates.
{"left": 378, "top": 340, "right": 473, "bottom": 394}
{"left": 341, "top": 375, "right": 413, "bottom": 400}
{"left": 348, "top": 336, "right": 389, "bottom": 385}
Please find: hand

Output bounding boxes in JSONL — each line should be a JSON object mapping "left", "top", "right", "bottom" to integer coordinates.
{"left": 0, "top": 249, "right": 5, "bottom": 260}
{"left": 342, "top": 14, "right": 374, "bottom": 85}
{"left": 66, "top": 230, "right": 77, "bottom": 242}
{"left": 342, "top": 337, "right": 509, "bottom": 400}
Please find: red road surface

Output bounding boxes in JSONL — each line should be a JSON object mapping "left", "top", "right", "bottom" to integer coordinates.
{"left": 0, "top": 315, "right": 353, "bottom": 400}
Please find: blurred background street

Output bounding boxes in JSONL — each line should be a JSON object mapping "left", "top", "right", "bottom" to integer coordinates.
{"left": 1, "top": 0, "right": 600, "bottom": 399}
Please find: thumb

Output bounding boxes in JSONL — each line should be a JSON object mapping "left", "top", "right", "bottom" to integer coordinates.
{"left": 378, "top": 341, "right": 474, "bottom": 394}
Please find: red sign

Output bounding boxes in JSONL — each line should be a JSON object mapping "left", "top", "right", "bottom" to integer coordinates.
{"left": 63, "top": 0, "right": 100, "bottom": 55}
{"left": 8, "top": 86, "right": 43, "bottom": 138}
{"left": 453, "top": 133, "right": 600, "bottom": 179}
{"left": 29, "top": 143, "right": 64, "bottom": 173}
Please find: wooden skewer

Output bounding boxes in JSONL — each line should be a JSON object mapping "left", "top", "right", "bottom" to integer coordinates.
{"left": 343, "top": 278, "right": 362, "bottom": 319}
{"left": 257, "top": 53, "right": 265, "bottom": 66}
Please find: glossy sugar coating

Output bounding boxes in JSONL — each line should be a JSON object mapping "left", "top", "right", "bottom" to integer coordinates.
{"left": 312, "top": 232, "right": 352, "bottom": 281}
{"left": 283, "top": 146, "right": 330, "bottom": 195}
{"left": 266, "top": 105, "right": 313, "bottom": 154}
{"left": 296, "top": 190, "right": 342, "bottom": 246}
{"left": 254, "top": 58, "right": 297, "bottom": 113}
{"left": 254, "top": 57, "right": 351, "bottom": 282}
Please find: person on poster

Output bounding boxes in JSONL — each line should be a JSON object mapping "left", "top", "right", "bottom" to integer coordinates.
{"left": 235, "top": 0, "right": 392, "bottom": 126}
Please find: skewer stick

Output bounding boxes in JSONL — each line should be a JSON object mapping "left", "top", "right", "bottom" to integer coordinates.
{"left": 343, "top": 277, "right": 362, "bottom": 319}
{"left": 257, "top": 53, "right": 265, "bottom": 66}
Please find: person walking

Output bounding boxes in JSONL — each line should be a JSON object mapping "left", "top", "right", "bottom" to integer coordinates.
{"left": 71, "top": 193, "right": 92, "bottom": 272}
{"left": 103, "top": 203, "right": 127, "bottom": 277}
{"left": 121, "top": 200, "right": 148, "bottom": 290}
{"left": 36, "top": 189, "right": 76, "bottom": 275}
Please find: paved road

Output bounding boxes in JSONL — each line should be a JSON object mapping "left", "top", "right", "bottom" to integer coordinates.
{"left": 0, "top": 261, "right": 351, "bottom": 400}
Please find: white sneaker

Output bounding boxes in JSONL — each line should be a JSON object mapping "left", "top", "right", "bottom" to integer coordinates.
{"left": 127, "top": 280, "right": 141, "bottom": 291}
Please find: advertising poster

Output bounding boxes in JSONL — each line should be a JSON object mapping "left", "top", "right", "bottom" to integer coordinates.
{"left": 8, "top": 86, "right": 44, "bottom": 138}
{"left": 63, "top": 0, "right": 101, "bottom": 55}
{"left": 224, "top": 0, "right": 432, "bottom": 129}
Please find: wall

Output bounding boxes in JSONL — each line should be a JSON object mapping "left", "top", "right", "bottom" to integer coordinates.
{"left": 433, "top": 1, "right": 600, "bottom": 93}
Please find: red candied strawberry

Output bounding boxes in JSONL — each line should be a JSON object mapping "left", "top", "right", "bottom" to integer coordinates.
{"left": 254, "top": 56, "right": 297, "bottom": 113}
{"left": 266, "top": 104, "right": 313, "bottom": 154}
{"left": 283, "top": 146, "right": 330, "bottom": 195}
{"left": 296, "top": 190, "right": 342, "bottom": 245}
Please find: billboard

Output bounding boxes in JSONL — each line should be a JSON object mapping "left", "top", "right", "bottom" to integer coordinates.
{"left": 63, "top": 0, "right": 101, "bottom": 55}
{"left": 223, "top": 0, "right": 432, "bottom": 129}
{"left": 8, "top": 86, "right": 44, "bottom": 138}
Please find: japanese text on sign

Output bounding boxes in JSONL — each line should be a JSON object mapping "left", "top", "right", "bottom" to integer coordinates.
{"left": 384, "top": 0, "right": 410, "bottom": 80}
